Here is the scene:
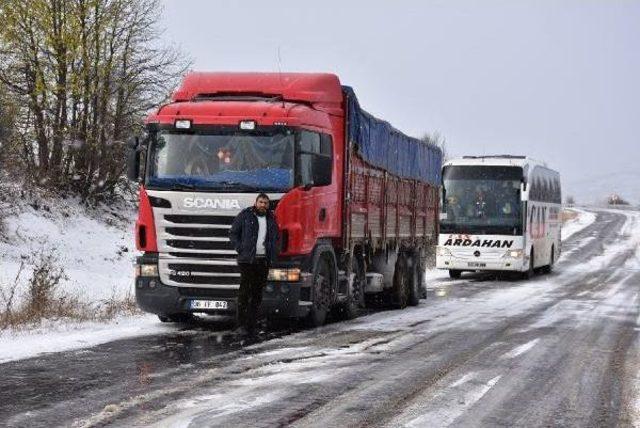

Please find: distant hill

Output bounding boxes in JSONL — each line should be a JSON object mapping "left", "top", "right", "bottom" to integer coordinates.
{"left": 563, "top": 171, "right": 640, "bottom": 206}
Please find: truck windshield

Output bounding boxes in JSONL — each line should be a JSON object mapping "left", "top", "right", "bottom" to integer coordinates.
{"left": 441, "top": 166, "right": 523, "bottom": 235}
{"left": 146, "top": 129, "right": 294, "bottom": 192}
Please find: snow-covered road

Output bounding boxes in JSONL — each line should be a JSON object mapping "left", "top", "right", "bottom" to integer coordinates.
{"left": 1, "top": 207, "right": 639, "bottom": 427}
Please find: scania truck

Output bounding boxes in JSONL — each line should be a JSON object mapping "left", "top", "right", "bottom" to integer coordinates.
{"left": 127, "top": 72, "right": 442, "bottom": 325}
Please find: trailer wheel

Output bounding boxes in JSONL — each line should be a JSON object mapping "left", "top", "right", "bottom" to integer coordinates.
{"left": 391, "top": 254, "right": 409, "bottom": 309}
{"left": 407, "top": 254, "right": 421, "bottom": 306}
{"left": 449, "top": 270, "right": 462, "bottom": 279}
{"left": 305, "top": 253, "right": 333, "bottom": 327}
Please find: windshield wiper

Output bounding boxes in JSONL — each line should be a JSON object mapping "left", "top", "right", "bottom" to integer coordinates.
{"left": 216, "top": 181, "right": 261, "bottom": 191}
{"left": 167, "top": 183, "right": 197, "bottom": 191}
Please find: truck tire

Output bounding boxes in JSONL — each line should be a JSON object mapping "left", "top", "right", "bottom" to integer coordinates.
{"left": 305, "top": 253, "right": 334, "bottom": 327}
{"left": 449, "top": 270, "right": 462, "bottom": 279}
{"left": 391, "top": 254, "right": 409, "bottom": 309}
{"left": 407, "top": 254, "right": 421, "bottom": 306}
{"left": 341, "top": 255, "right": 366, "bottom": 320}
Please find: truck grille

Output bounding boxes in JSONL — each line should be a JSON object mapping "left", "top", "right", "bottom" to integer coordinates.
{"left": 157, "top": 213, "right": 241, "bottom": 289}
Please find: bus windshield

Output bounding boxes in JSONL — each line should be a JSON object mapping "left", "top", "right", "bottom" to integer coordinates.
{"left": 441, "top": 166, "right": 524, "bottom": 235}
{"left": 146, "top": 128, "right": 295, "bottom": 192}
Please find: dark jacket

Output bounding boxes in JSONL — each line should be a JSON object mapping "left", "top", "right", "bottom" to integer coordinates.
{"left": 229, "top": 207, "right": 279, "bottom": 265}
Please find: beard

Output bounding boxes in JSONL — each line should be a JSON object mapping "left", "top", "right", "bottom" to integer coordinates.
{"left": 255, "top": 206, "right": 267, "bottom": 216}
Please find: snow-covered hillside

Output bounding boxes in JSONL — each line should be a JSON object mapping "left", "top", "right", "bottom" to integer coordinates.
{"left": 564, "top": 171, "right": 640, "bottom": 206}
{"left": 0, "top": 184, "right": 137, "bottom": 310}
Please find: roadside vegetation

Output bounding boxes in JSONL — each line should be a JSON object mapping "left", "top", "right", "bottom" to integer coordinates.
{"left": 561, "top": 209, "right": 579, "bottom": 224}
{"left": 0, "top": 251, "right": 139, "bottom": 331}
{"left": 0, "top": 0, "right": 189, "bottom": 330}
{"left": 0, "top": 0, "right": 190, "bottom": 203}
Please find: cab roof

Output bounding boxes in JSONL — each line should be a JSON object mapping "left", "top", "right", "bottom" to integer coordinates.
{"left": 171, "top": 72, "right": 344, "bottom": 105}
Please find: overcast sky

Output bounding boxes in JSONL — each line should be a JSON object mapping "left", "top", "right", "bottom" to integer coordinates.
{"left": 160, "top": 0, "right": 639, "bottom": 202}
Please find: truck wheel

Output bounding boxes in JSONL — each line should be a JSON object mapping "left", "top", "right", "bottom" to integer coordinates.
{"left": 341, "top": 255, "right": 366, "bottom": 320}
{"left": 305, "top": 254, "right": 333, "bottom": 327}
{"left": 408, "top": 254, "right": 421, "bottom": 306}
{"left": 449, "top": 270, "right": 462, "bottom": 279}
{"left": 391, "top": 254, "right": 409, "bottom": 309}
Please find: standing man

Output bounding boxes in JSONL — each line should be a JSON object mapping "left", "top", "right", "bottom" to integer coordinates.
{"left": 229, "top": 193, "right": 279, "bottom": 335}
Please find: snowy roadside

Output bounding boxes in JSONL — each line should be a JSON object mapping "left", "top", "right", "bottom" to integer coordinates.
{"left": 0, "top": 315, "right": 176, "bottom": 364}
{"left": 561, "top": 207, "right": 596, "bottom": 241}
{"left": 0, "top": 206, "right": 597, "bottom": 364}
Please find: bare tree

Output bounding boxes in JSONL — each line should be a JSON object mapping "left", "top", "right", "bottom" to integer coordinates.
{"left": 0, "top": 0, "right": 191, "bottom": 201}
{"left": 421, "top": 131, "right": 448, "bottom": 161}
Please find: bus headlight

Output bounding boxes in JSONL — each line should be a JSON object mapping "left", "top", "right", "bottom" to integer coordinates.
{"left": 268, "top": 268, "right": 301, "bottom": 282}
{"left": 504, "top": 249, "right": 523, "bottom": 259}
{"left": 436, "top": 246, "right": 451, "bottom": 257}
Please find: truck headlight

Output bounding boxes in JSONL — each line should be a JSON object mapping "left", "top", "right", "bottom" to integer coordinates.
{"left": 504, "top": 249, "right": 523, "bottom": 258}
{"left": 436, "top": 246, "right": 451, "bottom": 257}
{"left": 136, "top": 264, "right": 158, "bottom": 277}
{"left": 268, "top": 268, "right": 301, "bottom": 282}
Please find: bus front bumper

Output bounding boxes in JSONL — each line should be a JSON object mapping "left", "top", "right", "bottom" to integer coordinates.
{"left": 436, "top": 256, "right": 527, "bottom": 272}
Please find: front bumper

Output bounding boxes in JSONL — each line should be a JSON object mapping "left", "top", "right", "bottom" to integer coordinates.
{"left": 135, "top": 275, "right": 312, "bottom": 318}
{"left": 436, "top": 255, "right": 526, "bottom": 272}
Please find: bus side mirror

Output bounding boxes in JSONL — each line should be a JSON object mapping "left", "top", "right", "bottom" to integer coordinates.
{"left": 126, "top": 137, "right": 141, "bottom": 182}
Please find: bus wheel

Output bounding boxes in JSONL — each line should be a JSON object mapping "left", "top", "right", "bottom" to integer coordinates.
{"left": 391, "top": 254, "right": 409, "bottom": 309}
{"left": 543, "top": 246, "right": 554, "bottom": 274}
{"left": 449, "top": 270, "right": 462, "bottom": 279}
{"left": 305, "top": 254, "right": 333, "bottom": 327}
{"left": 522, "top": 249, "right": 535, "bottom": 280}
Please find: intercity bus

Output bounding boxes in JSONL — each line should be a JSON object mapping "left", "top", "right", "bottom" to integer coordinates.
{"left": 436, "top": 156, "right": 561, "bottom": 279}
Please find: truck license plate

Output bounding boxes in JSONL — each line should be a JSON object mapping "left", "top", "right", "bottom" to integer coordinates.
{"left": 467, "top": 262, "right": 487, "bottom": 268}
{"left": 190, "top": 300, "right": 228, "bottom": 310}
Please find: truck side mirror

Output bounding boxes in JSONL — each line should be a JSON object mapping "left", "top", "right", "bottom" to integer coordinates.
{"left": 126, "top": 137, "right": 141, "bottom": 182}
{"left": 312, "top": 156, "right": 332, "bottom": 186}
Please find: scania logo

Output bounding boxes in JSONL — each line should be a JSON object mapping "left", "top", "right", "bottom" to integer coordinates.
{"left": 183, "top": 197, "right": 241, "bottom": 210}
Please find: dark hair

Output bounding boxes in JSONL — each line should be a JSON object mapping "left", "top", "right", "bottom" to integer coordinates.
{"left": 256, "top": 193, "right": 269, "bottom": 201}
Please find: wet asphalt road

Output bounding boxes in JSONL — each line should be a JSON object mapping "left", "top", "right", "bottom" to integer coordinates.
{"left": 1, "top": 208, "right": 639, "bottom": 427}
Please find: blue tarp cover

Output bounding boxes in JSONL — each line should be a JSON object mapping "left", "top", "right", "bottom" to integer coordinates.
{"left": 343, "top": 86, "right": 442, "bottom": 185}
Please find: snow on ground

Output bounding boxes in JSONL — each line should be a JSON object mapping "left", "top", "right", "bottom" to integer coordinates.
{"left": 561, "top": 207, "right": 596, "bottom": 241}
{"left": 0, "top": 202, "right": 599, "bottom": 365}
{"left": 502, "top": 338, "right": 540, "bottom": 359}
{"left": 0, "top": 314, "right": 176, "bottom": 364}
{"left": 60, "top": 209, "right": 619, "bottom": 426}
{"left": 402, "top": 375, "right": 502, "bottom": 428}
{"left": 0, "top": 196, "right": 137, "bottom": 304}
